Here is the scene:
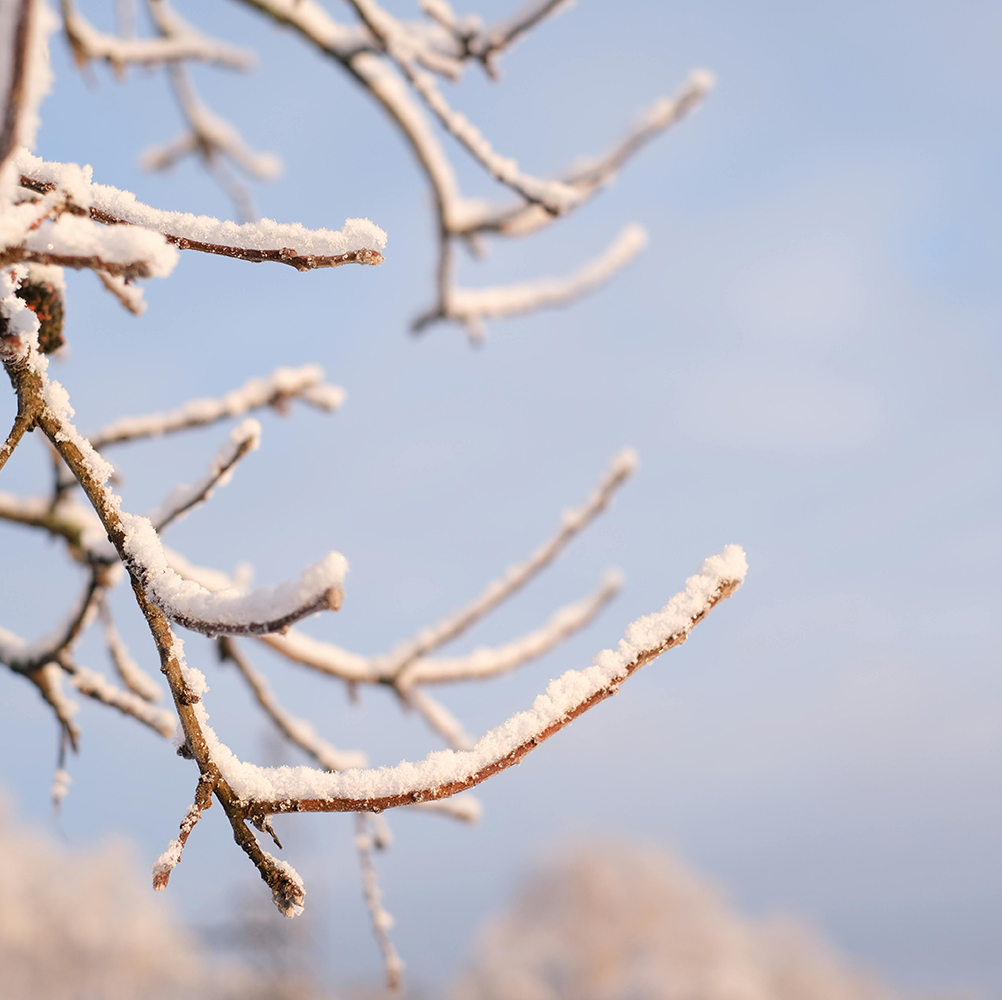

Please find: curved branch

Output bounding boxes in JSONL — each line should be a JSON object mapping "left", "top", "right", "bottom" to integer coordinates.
{"left": 231, "top": 545, "right": 747, "bottom": 818}
{"left": 218, "top": 637, "right": 367, "bottom": 771}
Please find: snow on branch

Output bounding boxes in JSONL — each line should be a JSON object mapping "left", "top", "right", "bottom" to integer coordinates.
{"left": 258, "top": 449, "right": 634, "bottom": 687}
{"left": 355, "top": 812, "right": 404, "bottom": 990}
{"left": 218, "top": 637, "right": 368, "bottom": 772}
{"left": 89, "top": 364, "right": 344, "bottom": 448}
{"left": 120, "top": 512, "right": 348, "bottom": 638}
{"left": 66, "top": 661, "right": 176, "bottom": 736}
{"left": 146, "top": 418, "right": 261, "bottom": 533}
{"left": 62, "top": 0, "right": 255, "bottom": 72}
{"left": 215, "top": 544, "right": 748, "bottom": 815}
{"left": 418, "top": 224, "right": 648, "bottom": 339}
{"left": 15, "top": 150, "right": 386, "bottom": 271}
{"left": 461, "top": 70, "right": 715, "bottom": 239}
{"left": 100, "top": 601, "right": 162, "bottom": 702}
{"left": 385, "top": 448, "right": 636, "bottom": 679}
{"left": 406, "top": 570, "right": 621, "bottom": 685}
{"left": 152, "top": 773, "right": 216, "bottom": 891}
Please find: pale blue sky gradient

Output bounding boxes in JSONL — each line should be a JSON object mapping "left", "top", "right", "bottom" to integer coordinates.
{"left": 1, "top": 1, "right": 1000, "bottom": 994}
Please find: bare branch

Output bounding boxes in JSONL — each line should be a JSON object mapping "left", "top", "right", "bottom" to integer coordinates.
{"left": 469, "top": 0, "right": 573, "bottom": 72}
{"left": 0, "top": 407, "right": 33, "bottom": 473}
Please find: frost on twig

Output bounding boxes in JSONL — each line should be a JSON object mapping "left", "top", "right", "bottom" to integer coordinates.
{"left": 100, "top": 601, "right": 161, "bottom": 702}
{"left": 256, "top": 448, "right": 632, "bottom": 730}
{"left": 15, "top": 150, "right": 386, "bottom": 272}
{"left": 355, "top": 812, "right": 403, "bottom": 990}
{"left": 218, "top": 637, "right": 368, "bottom": 772}
{"left": 89, "top": 364, "right": 344, "bottom": 448}
{"left": 147, "top": 418, "right": 261, "bottom": 533}
{"left": 212, "top": 545, "right": 749, "bottom": 816}
{"left": 62, "top": 0, "right": 254, "bottom": 72}
{"left": 65, "top": 661, "right": 176, "bottom": 736}
{"left": 417, "top": 224, "right": 648, "bottom": 340}
{"left": 231, "top": 0, "right": 709, "bottom": 337}
{"left": 152, "top": 773, "right": 216, "bottom": 890}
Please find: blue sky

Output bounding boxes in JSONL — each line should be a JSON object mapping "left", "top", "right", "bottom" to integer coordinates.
{"left": 1, "top": 0, "right": 1001, "bottom": 993}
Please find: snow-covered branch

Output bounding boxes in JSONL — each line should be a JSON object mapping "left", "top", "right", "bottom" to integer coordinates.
{"left": 355, "top": 811, "right": 403, "bottom": 989}
{"left": 258, "top": 449, "right": 633, "bottom": 692}
{"left": 147, "top": 418, "right": 261, "bottom": 533}
{"left": 225, "top": 545, "right": 748, "bottom": 817}
{"left": 15, "top": 151, "right": 386, "bottom": 271}
{"left": 418, "top": 225, "right": 648, "bottom": 340}
{"left": 218, "top": 637, "right": 368, "bottom": 772}
{"left": 61, "top": 0, "right": 254, "bottom": 71}
{"left": 89, "top": 364, "right": 344, "bottom": 448}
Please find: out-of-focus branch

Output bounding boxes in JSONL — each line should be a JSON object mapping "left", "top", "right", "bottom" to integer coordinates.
{"left": 397, "top": 683, "right": 473, "bottom": 750}
{"left": 415, "top": 224, "right": 648, "bottom": 340}
{"left": 355, "top": 812, "right": 403, "bottom": 990}
{"left": 147, "top": 418, "right": 260, "bottom": 533}
{"left": 0, "top": 0, "right": 34, "bottom": 177}
{"left": 407, "top": 570, "right": 621, "bottom": 685}
{"left": 100, "top": 600, "right": 162, "bottom": 701}
{"left": 218, "top": 636, "right": 367, "bottom": 772}
{"left": 89, "top": 365, "right": 343, "bottom": 449}
{"left": 64, "top": 658, "right": 176, "bottom": 736}
{"left": 62, "top": 0, "right": 254, "bottom": 71}
{"left": 385, "top": 449, "right": 635, "bottom": 680}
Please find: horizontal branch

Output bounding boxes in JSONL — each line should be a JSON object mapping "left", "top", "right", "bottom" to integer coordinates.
{"left": 62, "top": 0, "right": 255, "bottom": 70}
{"left": 418, "top": 224, "right": 648, "bottom": 338}
{"left": 16, "top": 150, "right": 386, "bottom": 270}
{"left": 219, "top": 544, "right": 747, "bottom": 817}
{"left": 89, "top": 364, "right": 344, "bottom": 448}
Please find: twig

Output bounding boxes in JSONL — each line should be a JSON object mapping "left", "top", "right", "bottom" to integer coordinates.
{"left": 152, "top": 772, "right": 217, "bottom": 889}
{"left": 218, "top": 636, "right": 367, "bottom": 772}
{"left": 237, "top": 545, "right": 747, "bottom": 818}
{"left": 147, "top": 418, "right": 260, "bottom": 533}
{"left": 89, "top": 365, "right": 344, "bottom": 448}
{"left": 355, "top": 812, "right": 403, "bottom": 990}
